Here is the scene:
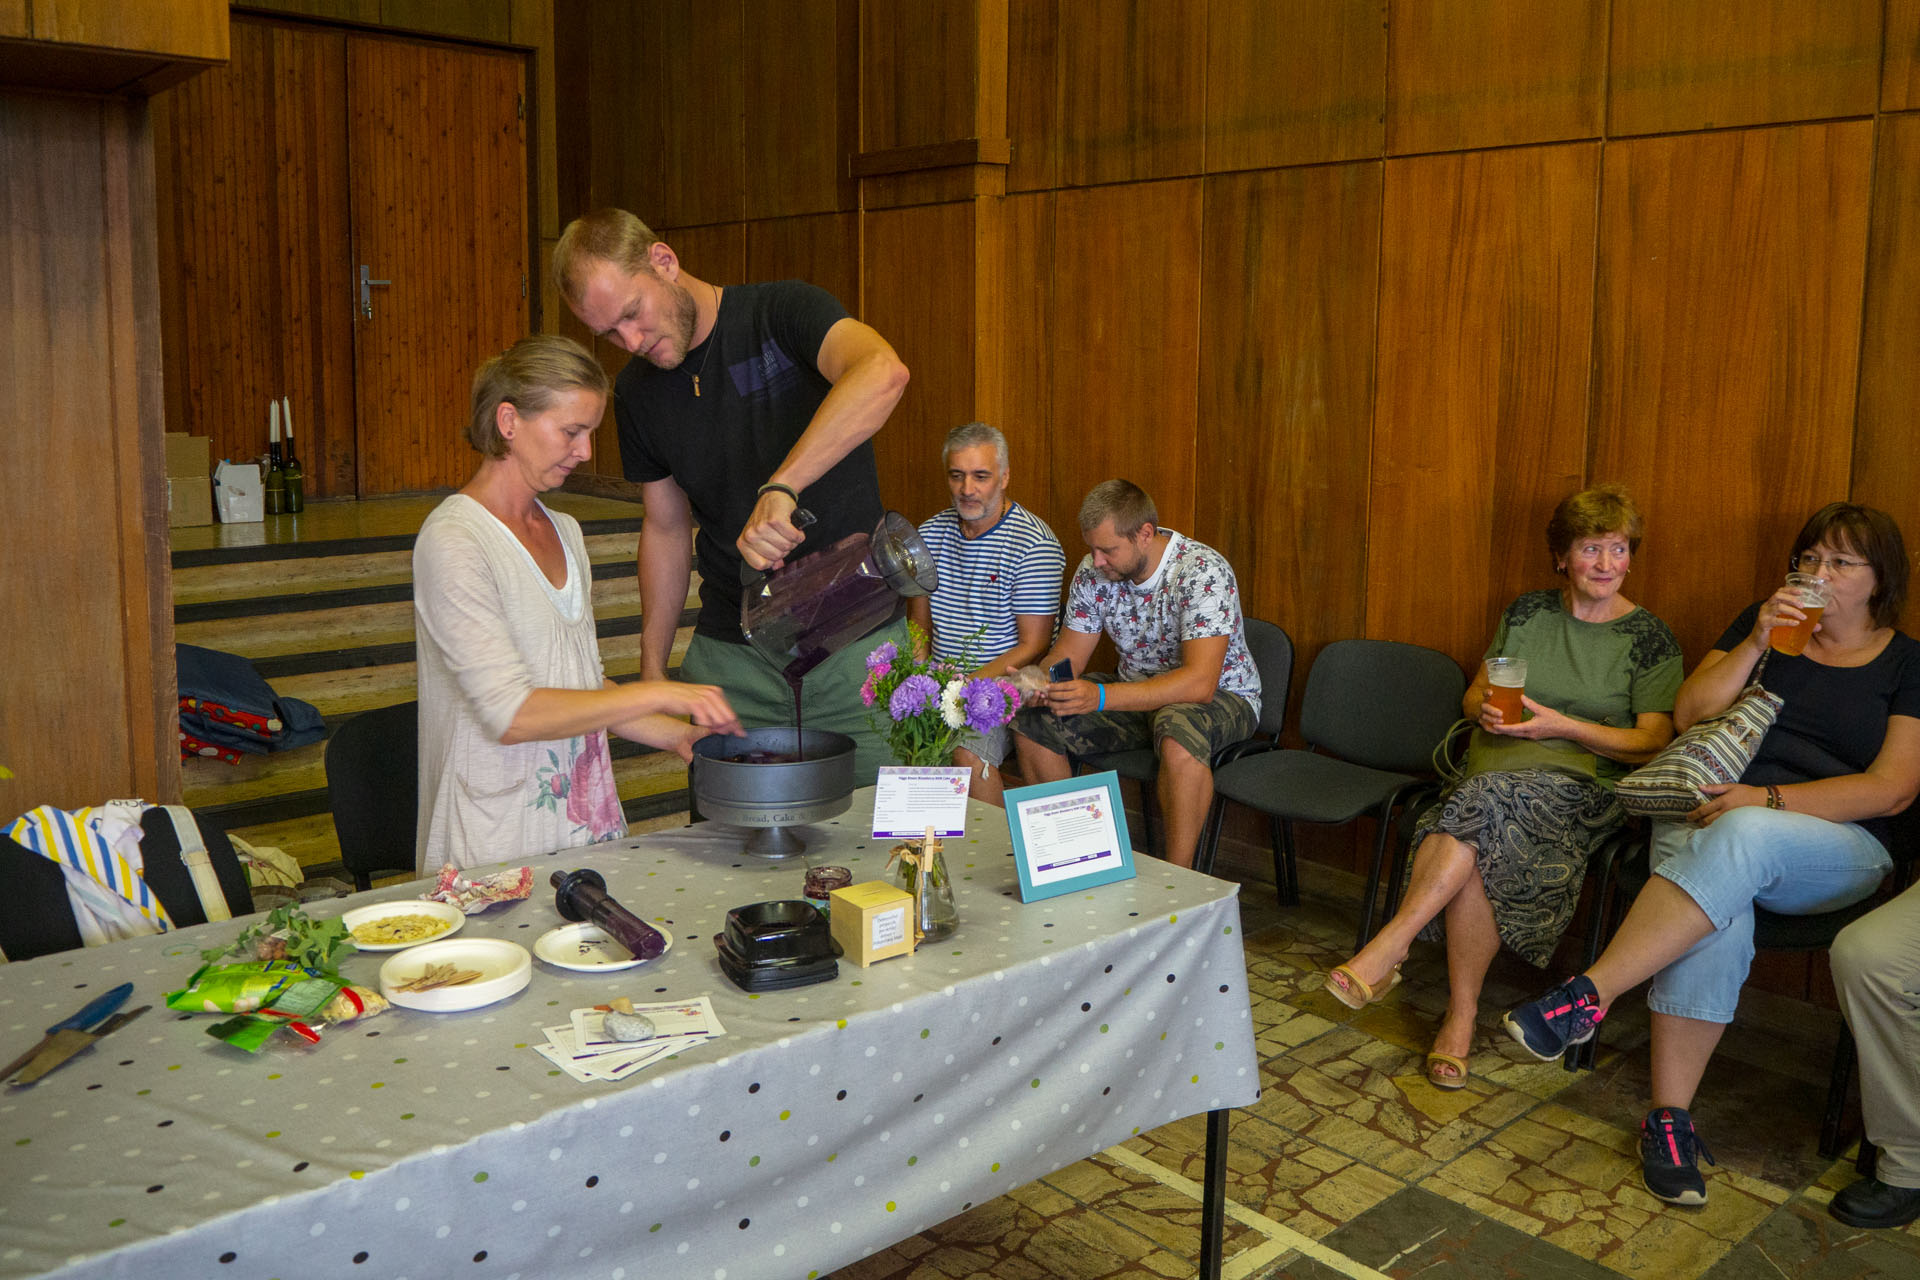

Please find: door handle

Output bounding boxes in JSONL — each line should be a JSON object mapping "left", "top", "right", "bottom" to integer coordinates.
{"left": 358, "top": 264, "right": 392, "bottom": 319}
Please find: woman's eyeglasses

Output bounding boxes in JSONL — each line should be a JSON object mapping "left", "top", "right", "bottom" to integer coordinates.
{"left": 1793, "top": 552, "right": 1869, "bottom": 575}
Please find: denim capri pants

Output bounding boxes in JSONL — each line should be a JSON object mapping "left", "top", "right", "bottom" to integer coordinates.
{"left": 1647, "top": 808, "right": 1891, "bottom": 1023}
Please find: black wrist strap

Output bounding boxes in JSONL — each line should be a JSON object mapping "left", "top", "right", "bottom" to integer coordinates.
{"left": 756, "top": 482, "right": 800, "bottom": 505}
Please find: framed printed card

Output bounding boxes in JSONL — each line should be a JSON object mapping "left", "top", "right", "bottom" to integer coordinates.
{"left": 1003, "top": 771, "right": 1136, "bottom": 902}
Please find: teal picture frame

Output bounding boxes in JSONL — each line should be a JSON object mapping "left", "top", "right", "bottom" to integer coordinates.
{"left": 1003, "top": 771, "right": 1137, "bottom": 902}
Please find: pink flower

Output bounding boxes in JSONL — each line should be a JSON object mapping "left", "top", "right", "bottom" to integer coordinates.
{"left": 860, "top": 674, "right": 877, "bottom": 708}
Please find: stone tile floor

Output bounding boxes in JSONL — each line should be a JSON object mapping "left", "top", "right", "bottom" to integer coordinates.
{"left": 827, "top": 861, "right": 1920, "bottom": 1280}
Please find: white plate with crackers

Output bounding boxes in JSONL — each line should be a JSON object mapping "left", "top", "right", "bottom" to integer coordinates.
{"left": 342, "top": 899, "right": 464, "bottom": 951}
{"left": 379, "top": 937, "right": 532, "bottom": 1012}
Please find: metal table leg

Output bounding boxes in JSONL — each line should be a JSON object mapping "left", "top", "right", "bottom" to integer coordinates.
{"left": 1200, "top": 1108, "right": 1230, "bottom": 1279}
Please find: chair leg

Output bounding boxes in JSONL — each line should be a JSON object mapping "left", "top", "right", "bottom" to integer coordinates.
{"left": 1194, "top": 795, "right": 1228, "bottom": 877}
{"left": 1138, "top": 782, "right": 1159, "bottom": 860}
{"left": 1858, "top": 1140, "right": 1878, "bottom": 1178}
{"left": 1268, "top": 818, "right": 1299, "bottom": 908}
{"left": 1354, "top": 804, "right": 1397, "bottom": 953}
{"left": 1820, "top": 1026, "right": 1858, "bottom": 1160}
{"left": 1279, "top": 820, "right": 1299, "bottom": 907}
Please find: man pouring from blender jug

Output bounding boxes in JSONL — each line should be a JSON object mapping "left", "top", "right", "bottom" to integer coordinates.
{"left": 555, "top": 209, "right": 911, "bottom": 782}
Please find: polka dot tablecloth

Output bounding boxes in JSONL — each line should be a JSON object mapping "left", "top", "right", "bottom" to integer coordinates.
{"left": 0, "top": 792, "right": 1259, "bottom": 1280}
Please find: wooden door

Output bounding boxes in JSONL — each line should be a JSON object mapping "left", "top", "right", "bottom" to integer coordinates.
{"left": 348, "top": 34, "right": 528, "bottom": 496}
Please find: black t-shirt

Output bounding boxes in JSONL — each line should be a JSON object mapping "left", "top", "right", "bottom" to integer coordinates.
{"left": 615, "top": 280, "right": 885, "bottom": 641}
{"left": 1715, "top": 601, "right": 1920, "bottom": 844}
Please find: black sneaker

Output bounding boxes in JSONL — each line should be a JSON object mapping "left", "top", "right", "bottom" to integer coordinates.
{"left": 1502, "top": 975, "right": 1605, "bottom": 1060}
{"left": 1640, "top": 1107, "right": 1715, "bottom": 1206}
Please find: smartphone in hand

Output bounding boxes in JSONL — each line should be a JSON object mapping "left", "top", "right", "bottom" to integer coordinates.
{"left": 1048, "top": 659, "right": 1073, "bottom": 683}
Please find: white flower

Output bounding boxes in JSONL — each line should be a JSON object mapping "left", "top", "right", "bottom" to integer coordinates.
{"left": 939, "top": 680, "right": 966, "bottom": 730}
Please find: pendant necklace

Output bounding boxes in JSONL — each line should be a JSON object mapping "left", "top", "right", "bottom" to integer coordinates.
{"left": 690, "top": 282, "right": 722, "bottom": 397}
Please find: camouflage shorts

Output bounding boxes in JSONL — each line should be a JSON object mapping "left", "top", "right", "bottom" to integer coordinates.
{"left": 1012, "top": 682, "right": 1256, "bottom": 765}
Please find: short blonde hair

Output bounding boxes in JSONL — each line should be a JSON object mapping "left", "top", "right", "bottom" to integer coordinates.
{"left": 468, "top": 334, "right": 608, "bottom": 458}
{"left": 553, "top": 208, "right": 662, "bottom": 304}
{"left": 1079, "top": 479, "right": 1158, "bottom": 538}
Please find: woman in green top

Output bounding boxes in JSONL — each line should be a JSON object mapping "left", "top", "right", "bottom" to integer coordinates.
{"left": 1325, "top": 484, "right": 1683, "bottom": 1089}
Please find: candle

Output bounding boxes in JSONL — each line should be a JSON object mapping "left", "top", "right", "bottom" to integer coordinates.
{"left": 282, "top": 395, "right": 293, "bottom": 443}
{"left": 269, "top": 399, "right": 280, "bottom": 444}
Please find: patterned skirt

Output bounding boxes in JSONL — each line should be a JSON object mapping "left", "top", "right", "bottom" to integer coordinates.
{"left": 1412, "top": 768, "right": 1623, "bottom": 967}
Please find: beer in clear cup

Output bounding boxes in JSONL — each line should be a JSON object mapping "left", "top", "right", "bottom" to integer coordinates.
{"left": 1485, "top": 657, "right": 1528, "bottom": 723}
{"left": 1770, "top": 572, "right": 1832, "bottom": 657}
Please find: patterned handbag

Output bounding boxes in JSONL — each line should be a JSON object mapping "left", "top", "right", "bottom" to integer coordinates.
{"left": 1615, "top": 655, "right": 1782, "bottom": 817}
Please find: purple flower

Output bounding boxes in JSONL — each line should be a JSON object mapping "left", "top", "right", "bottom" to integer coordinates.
{"left": 888, "top": 674, "right": 940, "bottom": 721}
{"left": 961, "top": 677, "right": 1012, "bottom": 735}
{"left": 866, "top": 641, "right": 898, "bottom": 673}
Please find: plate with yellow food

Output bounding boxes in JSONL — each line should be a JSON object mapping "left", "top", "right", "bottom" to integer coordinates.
{"left": 340, "top": 899, "right": 464, "bottom": 951}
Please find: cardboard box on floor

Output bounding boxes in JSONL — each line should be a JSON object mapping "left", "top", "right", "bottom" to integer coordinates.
{"left": 164, "top": 433, "right": 212, "bottom": 527}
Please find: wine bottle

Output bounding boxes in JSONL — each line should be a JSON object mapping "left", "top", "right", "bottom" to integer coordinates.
{"left": 264, "top": 400, "right": 287, "bottom": 515}
{"left": 281, "top": 395, "right": 305, "bottom": 513}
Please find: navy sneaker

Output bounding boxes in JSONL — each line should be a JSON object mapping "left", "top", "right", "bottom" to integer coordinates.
{"left": 1502, "top": 975, "right": 1605, "bottom": 1060}
{"left": 1640, "top": 1107, "right": 1715, "bottom": 1205}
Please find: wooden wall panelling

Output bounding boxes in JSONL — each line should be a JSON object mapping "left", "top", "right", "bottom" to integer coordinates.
{"left": 1049, "top": 180, "right": 1202, "bottom": 533}
{"left": 1588, "top": 122, "right": 1872, "bottom": 659}
{"left": 107, "top": 95, "right": 180, "bottom": 807}
{"left": 0, "top": 92, "right": 175, "bottom": 810}
{"left": 32, "top": 0, "right": 228, "bottom": 61}
{"left": 1366, "top": 143, "right": 1599, "bottom": 670}
{"left": 584, "top": 0, "right": 743, "bottom": 228}
{"left": 348, "top": 33, "right": 529, "bottom": 495}
{"left": 1386, "top": 0, "right": 1603, "bottom": 155}
{"left": 273, "top": 23, "right": 356, "bottom": 500}
{"left": 1196, "top": 162, "right": 1381, "bottom": 726}
{"left": 745, "top": 213, "right": 861, "bottom": 321}
{"left": 992, "top": 191, "right": 1056, "bottom": 532}
{"left": 1607, "top": 0, "right": 1881, "bottom": 137}
{"left": 1006, "top": 0, "right": 1057, "bottom": 191}
{"left": 1056, "top": 0, "right": 1206, "bottom": 186}
{"left": 743, "top": 0, "right": 855, "bottom": 220}
{"left": 379, "top": 0, "right": 512, "bottom": 44}
{"left": 242, "top": 0, "right": 380, "bottom": 23}
{"left": 511, "top": 0, "right": 560, "bottom": 243}
{"left": 1888, "top": 0, "right": 1920, "bottom": 110}
{"left": 1206, "top": 0, "right": 1386, "bottom": 172}
{"left": 1, "top": 0, "right": 25, "bottom": 38}
{"left": 862, "top": 202, "right": 980, "bottom": 519}
{"left": 1848, "top": 112, "right": 1920, "bottom": 631}
{"left": 861, "top": 0, "right": 979, "bottom": 154}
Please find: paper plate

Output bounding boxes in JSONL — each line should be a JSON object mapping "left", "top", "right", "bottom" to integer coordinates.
{"left": 379, "top": 937, "right": 531, "bottom": 1012}
{"left": 533, "top": 921, "right": 675, "bottom": 972}
{"left": 341, "top": 899, "right": 464, "bottom": 951}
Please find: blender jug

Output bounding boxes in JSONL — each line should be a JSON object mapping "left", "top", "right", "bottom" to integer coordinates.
{"left": 740, "top": 511, "right": 939, "bottom": 681}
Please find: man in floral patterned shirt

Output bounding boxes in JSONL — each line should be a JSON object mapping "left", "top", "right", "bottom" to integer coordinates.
{"left": 1012, "top": 480, "right": 1260, "bottom": 868}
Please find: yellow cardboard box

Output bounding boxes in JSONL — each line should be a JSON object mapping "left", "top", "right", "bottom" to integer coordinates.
{"left": 828, "top": 881, "right": 915, "bottom": 967}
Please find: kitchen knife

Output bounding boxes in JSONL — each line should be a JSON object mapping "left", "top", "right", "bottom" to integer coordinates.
{"left": 11, "top": 1005, "right": 151, "bottom": 1085}
{"left": 0, "top": 983, "right": 133, "bottom": 1083}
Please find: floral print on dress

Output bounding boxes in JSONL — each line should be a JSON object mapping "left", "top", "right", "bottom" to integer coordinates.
{"left": 531, "top": 731, "right": 625, "bottom": 844}
{"left": 1063, "top": 532, "right": 1260, "bottom": 711}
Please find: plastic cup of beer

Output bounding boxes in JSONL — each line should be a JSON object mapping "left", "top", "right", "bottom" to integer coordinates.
{"left": 1485, "top": 657, "right": 1528, "bottom": 723}
{"left": 1771, "top": 572, "right": 1833, "bottom": 657}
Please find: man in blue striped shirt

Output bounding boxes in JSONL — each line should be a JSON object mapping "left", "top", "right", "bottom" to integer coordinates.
{"left": 908, "top": 423, "right": 1066, "bottom": 805}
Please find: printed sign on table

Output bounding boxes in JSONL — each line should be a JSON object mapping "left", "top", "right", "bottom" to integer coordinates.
{"left": 872, "top": 766, "right": 971, "bottom": 838}
{"left": 1003, "top": 771, "right": 1136, "bottom": 902}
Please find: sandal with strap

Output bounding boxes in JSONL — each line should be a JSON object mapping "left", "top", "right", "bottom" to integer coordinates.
{"left": 1425, "top": 1051, "right": 1470, "bottom": 1091}
{"left": 1325, "top": 963, "right": 1403, "bottom": 1011}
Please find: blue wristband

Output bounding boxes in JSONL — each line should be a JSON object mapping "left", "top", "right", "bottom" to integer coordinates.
{"left": 1095, "top": 682, "right": 1106, "bottom": 712}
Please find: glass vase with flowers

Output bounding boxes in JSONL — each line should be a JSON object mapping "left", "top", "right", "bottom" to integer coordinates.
{"left": 859, "top": 623, "right": 1023, "bottom": 941}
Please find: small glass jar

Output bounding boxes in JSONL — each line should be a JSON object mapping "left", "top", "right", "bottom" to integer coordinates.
{"left": 802, "top": 865, "right": 852, "bottom": 915}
